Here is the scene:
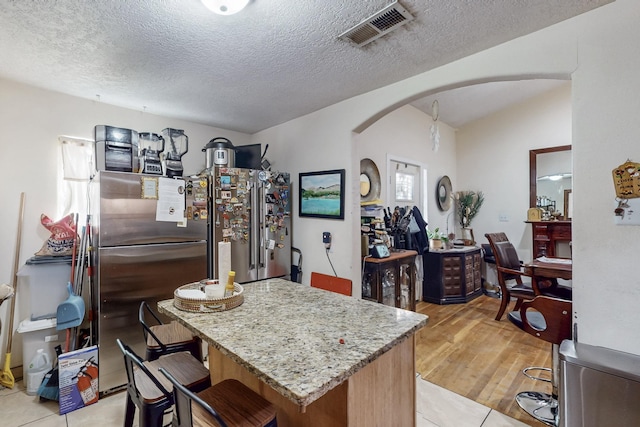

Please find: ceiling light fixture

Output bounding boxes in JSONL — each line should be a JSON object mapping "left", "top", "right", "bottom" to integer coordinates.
{"left": 201, "top": 0, "right": 250, "bottom": 15}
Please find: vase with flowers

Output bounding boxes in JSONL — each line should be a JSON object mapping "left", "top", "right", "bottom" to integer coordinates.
{"left": 455, "top": 191, "right": 485, "bottom": 245}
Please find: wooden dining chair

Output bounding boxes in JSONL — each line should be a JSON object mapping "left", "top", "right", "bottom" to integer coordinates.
{"left": 485, "top": 233, "right": 536, "bottom": 320}
{"left": 159, "top": 367, "right": 278, "bottom": 427}
{"left": 139, "top": 301, "right": 202, "bottom": 362}
{"left": 310, "top": 272, "right": 352, "bottom": 296}
{"left": 116, "top": 338, "right": 211, "bottom": 427}
{"left": 485, "top": 232, "right": 572, "bottom": 321}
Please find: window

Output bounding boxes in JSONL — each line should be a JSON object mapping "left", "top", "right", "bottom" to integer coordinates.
{"left": 390, "top": 161, "right": 420, "bottom": 206}
{"left": 395, "top": 172, "right": 414, "bottom": 202}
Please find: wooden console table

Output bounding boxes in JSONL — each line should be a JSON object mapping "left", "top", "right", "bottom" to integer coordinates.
{"left": 362, "top": 249, "right": 417, "bottom": 311}
{"left": 422, "top": 246, "right": 482, "bottom": 304}
{"left": 527, "top": 220, "right": 572, "bottom": 258}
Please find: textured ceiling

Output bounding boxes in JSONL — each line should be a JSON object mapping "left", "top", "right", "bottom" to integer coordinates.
{"left": 0, "top": 0, "right": 612, "bottom": 133}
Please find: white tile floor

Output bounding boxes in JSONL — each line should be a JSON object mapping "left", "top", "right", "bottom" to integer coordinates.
{"left": 1, "top": 376, "right": 531, "bottom": 426}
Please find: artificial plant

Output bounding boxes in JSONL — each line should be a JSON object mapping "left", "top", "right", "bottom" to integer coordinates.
{"left": 455, "top": 191, "right": 485, "bottom": 228}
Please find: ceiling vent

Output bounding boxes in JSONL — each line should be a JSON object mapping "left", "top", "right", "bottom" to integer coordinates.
{"left": 339, "top": 1, "right": 414, "bottom": 47}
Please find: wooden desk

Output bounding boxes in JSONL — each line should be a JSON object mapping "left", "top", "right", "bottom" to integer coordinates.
{"left": 158, "top": 278, "right": 428, "bottom": 427}
{"left": 523, "top": 257, "right": 572, "bottom": 294}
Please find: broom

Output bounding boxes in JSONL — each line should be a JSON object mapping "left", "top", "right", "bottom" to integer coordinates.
{"left": 37, "top": 345, "right": 62, "bottom": 401}
{"left": 38, "top": 214, "right": 79, "bottom": 401}
{"left": 0, "top": 192, "right": 25, "bottom": 389}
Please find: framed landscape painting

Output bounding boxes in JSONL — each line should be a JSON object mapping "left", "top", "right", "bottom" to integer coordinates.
{"left": 299, "top": 169, "right": 345, "bottom": 219}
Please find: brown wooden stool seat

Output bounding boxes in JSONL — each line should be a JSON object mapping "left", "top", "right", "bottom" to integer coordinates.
{"left": 146, "top": 351, "right": 211, "bottom": 396}
{"left": 140, "top": 301, "right": 202, "bottom": 362}
{"left": 159, "top": 367, "right": 278, "bottom": 427}
{"left": 147, "top": 321, "right": 197, "bottom": 349}
{"left": 117, "top": 339, "right": 211, "bottom": 427}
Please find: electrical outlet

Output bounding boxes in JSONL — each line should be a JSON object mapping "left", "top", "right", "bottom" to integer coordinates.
{"left": 322, "top": 232, "right": 332, "bottom": 249}
{"left": 499, "top": 213, "right": 509, "bottom": 222}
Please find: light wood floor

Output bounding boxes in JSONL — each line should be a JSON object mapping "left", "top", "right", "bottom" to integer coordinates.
{"left": 415, "top": 294, "right": 551, "bottom": 426}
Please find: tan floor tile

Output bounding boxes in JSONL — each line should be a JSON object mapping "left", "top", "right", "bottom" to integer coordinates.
{"left": 417, "top": 412, "right": 441, "bottom": 427}
{"left": 20, "top": 414, "right": 68, "bottom": 427}
{"left": 2, "top": 381, "right": 62, "bottom": 426}
{"left": 417, "top": 377, "right": 491, "bottom": 427}
{"left": 66, "top": 390, "right": 128, "bottom": 427}
{"left": 482, "top": 410, "right": 533, "bottom": 427}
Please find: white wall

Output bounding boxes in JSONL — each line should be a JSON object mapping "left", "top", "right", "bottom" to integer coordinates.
{"left": 0, "top": 78, "right": 251, "bottom": 369}
{"left": 456, "top": 83, "right": 572, "bottom": 261}
{"left": 357, "top": 105, "right": 457, "bottom": 235}
{"left": 570, "top": 0, "right": 640, "bottom": 351}
{"left": 253, "top": 0, "right": 640, "bottom": 355}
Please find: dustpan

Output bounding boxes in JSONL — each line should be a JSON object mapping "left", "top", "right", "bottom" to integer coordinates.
{"left": 56, "top": 283, "right": 85, "bottom": 330}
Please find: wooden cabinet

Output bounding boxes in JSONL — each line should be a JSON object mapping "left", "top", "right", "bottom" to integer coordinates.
{"left": 527, "top": 220, "right": 571, "bottom": 258}
{"left": 423, "top": 247, "right": 482, "bottom": 304}
{"left": 362, "top": 250, "right": 417, "bottom": 311}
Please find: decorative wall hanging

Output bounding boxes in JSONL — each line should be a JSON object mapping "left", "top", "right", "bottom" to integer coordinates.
{"left": 430, "top": 100, "right": 440, "bottom": 152}
{"left": 612, "top": 159, "right": 640, "bottom": 199}
{"left": 436, "top": 175, "right": 452, "bottom": 211}
{"left": 299, "top": 169, "right": 345, "bottom": 219}
{"left": 360, "top": 158, "right": 381, "bottom": 204}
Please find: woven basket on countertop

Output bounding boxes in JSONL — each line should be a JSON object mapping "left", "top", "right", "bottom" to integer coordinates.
{"left": 173, "top": 281, "right": 244, "bottom": 313}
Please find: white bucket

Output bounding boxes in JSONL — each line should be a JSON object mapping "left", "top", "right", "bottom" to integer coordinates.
{"left": 26, "top": 349, "right": 52, "bottom": 395}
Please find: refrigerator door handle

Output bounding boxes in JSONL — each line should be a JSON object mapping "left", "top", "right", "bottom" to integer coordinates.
{"left": 258, "top": 179, "right": 265, "bottom": 269}
{"left": 248, "top": 177, "right": 257, "bottom": 271}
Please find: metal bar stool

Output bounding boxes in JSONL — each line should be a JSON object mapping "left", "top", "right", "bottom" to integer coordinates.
{"left": 508, "top": 295, "right": 572, "bottom": 426}
{"left": 139, "top": 301, "right": 202, "bottom": 362}
{"left": 117, "top": 338, "right": 211, "bottom": 427}
{"left": 159, "top": 367, "right": 277, "bottom": 427}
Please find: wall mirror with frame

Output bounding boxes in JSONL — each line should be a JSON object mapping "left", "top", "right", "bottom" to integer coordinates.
{"left": 529, "top": 145, "right": 572, "bottom": 219}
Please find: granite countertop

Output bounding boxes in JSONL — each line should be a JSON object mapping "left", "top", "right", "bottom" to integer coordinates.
{"left": 158, "top": 278, "right": 428, "bottom": 408}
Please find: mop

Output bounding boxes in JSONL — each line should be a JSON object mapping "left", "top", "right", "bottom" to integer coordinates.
{"left": 0, "top": 284, "right": 14, "bottom": 335}
{"left": 0, "top": 193, "right": 25, "bottom": 389}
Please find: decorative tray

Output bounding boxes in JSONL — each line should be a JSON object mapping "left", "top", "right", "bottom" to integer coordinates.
{"left": 173, "top": 281, "right": 244, "bottom": 313}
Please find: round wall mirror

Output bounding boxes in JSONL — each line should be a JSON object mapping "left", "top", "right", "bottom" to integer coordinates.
{"left": 360, "top": 158, "right": 381, "bottom": 202}
{"left": 436, "top": 175, "right": 452, "bottom": 211}
{"left": 360, "top": 173, "right": 371, "bottom": 197}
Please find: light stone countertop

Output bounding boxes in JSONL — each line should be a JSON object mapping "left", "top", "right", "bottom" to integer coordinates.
{"left": 158, "top": 278, "right": 428, "bottom": 408}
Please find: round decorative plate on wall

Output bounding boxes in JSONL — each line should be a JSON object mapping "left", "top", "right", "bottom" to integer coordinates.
{"left": 436, "top": 175, "right": 452, "bottom": 211}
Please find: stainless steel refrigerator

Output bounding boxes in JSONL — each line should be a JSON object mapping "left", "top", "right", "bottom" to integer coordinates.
{"left": 91, "top": 171, "right": 208, "bottom": 395}
{"left": 207, "top": 167, "right": 291, "bottom": 283}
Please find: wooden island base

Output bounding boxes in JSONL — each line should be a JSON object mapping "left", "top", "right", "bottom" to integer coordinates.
{"left": 208, "top": 336, "right": 417, "bottom": 427}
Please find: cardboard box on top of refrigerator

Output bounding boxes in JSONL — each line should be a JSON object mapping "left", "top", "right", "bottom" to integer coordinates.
{"left": 58, "top": 345, "right": 99, "bottom": 415}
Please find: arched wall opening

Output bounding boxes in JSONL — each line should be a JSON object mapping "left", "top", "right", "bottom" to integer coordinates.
{"left": 351, "top": 74, "right": 572, "bottom": 294}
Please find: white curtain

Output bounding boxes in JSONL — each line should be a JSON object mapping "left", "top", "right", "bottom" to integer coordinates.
{"left": 58, "top": 136, "right": 95, "bottom": 221}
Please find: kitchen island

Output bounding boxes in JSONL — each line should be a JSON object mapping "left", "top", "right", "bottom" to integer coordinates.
{"left": 158, "top": 278, "right": 428, "bottom": 427}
